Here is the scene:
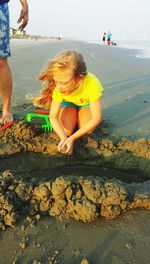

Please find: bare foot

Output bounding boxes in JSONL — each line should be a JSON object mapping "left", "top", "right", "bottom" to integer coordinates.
{"left": 0, "top": 112, "right": 13, "bottom": 124}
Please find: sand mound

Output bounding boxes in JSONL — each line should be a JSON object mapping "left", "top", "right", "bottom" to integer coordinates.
{"left": 0, "top": 170, "right": 149, "bottom": 230}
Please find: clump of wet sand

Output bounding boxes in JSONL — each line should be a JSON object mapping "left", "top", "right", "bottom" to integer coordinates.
{"left": 0, "top": 120, "right": 150, "bottom": 159}
{"left": 0, "top": 170, "right": 149, "bottom": 231}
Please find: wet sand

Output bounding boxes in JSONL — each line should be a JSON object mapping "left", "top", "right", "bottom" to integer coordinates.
{"left": 0, "top": 39, "right": 150, "bottom": 264}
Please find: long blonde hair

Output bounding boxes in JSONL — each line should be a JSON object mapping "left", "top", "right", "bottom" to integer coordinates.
{"left": 31, "top": 50, "right": 87, "bottom": 109}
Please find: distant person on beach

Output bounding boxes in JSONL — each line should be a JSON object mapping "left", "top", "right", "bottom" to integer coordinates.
{"left": 102, "top": 32, "right": 106, "bottom": 44}
{"left": 107, "top": 31, "right": 112, "bottom": 45}
{"left": 0, "top": 0, "right": 29, "bottom": 124}
{"left": 31, "top": 50, "right": 103, "bottom": 155}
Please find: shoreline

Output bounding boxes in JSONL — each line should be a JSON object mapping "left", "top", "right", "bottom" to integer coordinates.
{"left": 10, "top": 37, "right": 150, "bottom": 59}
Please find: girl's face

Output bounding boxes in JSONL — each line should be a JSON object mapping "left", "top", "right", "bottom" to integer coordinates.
{"left": 53, "top": 69, "right": 76, "bottom": 95}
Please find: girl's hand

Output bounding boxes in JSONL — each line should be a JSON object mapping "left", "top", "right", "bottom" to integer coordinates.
{"left": 58, "top": 137, "right": 67, "bottom": 152}
{"left": 61, "top": 136, "right": 75, "bottom": 155}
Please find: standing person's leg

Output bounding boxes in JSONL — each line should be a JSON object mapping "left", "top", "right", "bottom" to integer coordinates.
{"left": 0, "top": 58, "right": 12, "bottom": 123}
{"left": 0, "top": 3, "right": 13, "bottom": 124}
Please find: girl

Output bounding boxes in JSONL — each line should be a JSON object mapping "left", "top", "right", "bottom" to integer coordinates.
{"left": 33, "top": 50, "right": 103, "bottom": 155}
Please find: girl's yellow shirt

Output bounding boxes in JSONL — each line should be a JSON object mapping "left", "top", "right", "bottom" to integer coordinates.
{"left": 52, "top": 73, "right": 103, "bottom": 106}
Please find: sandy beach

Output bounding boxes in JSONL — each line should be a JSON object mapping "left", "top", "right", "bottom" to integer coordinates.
{"left": 0, "top": 39, "right": 150, "bottom": 264}
{"left": 9, "top": 39, "right": 150, "bottom": 139}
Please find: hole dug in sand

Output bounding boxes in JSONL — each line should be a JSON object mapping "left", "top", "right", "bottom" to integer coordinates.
{"left": 0, "top": 120, "right": 150, "bottom": 230}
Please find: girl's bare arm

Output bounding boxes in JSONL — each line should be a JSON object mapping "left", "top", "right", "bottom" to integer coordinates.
{"left": 49, "top": 100, "right": 67, "bottom": 140}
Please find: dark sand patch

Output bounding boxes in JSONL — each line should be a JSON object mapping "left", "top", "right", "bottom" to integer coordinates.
{"left": 0, "top": 205, "right": 150, "bottom": 264}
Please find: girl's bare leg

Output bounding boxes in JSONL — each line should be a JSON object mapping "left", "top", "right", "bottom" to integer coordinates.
{"left": 78, "top": 108, "right": 91, "bottom": 126}
{"left": 59, "top": 106, "right": 77, "bottom": 136}
{"left": 78, "top": 108, "right": 95, "bottom": 133}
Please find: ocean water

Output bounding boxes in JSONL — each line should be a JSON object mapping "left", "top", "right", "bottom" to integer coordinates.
{"left": 117, "top": 40, "right": 150, "bottom": 59}
{"left": 85, "top": 39, "right": 150, "bottom": 59}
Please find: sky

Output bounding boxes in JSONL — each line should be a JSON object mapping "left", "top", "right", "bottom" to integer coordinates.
{"left": 9, "top": 0, "right": 149, "bottom": 41}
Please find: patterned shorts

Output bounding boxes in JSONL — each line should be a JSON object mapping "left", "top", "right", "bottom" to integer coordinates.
{"left": 0, "top": 3, "right": 10, "bottom": 58}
